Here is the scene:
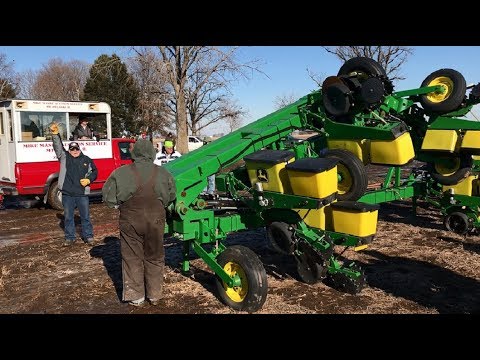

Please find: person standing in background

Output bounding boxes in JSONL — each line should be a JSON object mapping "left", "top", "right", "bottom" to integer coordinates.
{"left": 50, "top": 122, "right": 98, "bottom": 246}
{"left": 154, "top": 140, "right": 181, "bottom": 166}
{"left": 205, "top": 174, "right": 216, "bottom": 199}
{"left": 165, "top": 132, "right": 175, "bottom": 146}
{"left": 102, "top": 139, "right": 176, "bottom": 307}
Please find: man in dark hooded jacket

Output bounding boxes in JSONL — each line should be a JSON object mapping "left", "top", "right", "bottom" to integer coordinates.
{"left": 102, "top": 139, "right": 176, "bottom": 307}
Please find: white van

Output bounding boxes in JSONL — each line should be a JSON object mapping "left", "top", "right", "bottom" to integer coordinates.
{"left": 188, "top": 135, "right": 205, "bottom": 152}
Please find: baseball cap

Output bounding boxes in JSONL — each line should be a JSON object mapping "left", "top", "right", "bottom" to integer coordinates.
{"left": 164, "top": 140, "right": 174, "bottom": 148}
{"left": 69, "top": 142, "right": 80, "bottom": 151}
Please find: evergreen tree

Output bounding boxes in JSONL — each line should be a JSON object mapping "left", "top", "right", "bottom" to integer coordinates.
{"left": 82, "top": 54, "right": 139, "bottom": 138}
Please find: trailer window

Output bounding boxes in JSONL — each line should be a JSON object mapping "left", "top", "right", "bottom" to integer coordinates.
{"left": 20, "top": 112, "right": 68, "bottom": 141}
{"left": 69, "top": 113, "right": 108, "bottom": 141}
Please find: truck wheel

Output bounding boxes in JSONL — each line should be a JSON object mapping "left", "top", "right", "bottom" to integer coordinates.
{"left": 428, "top": 154, "right": 473, "bottom": 186}
{"left": 215, "top": 245, "right": 268, "bottom": 313}
{"left": 324, "top": 149, "right": 368, "bottom": 201}
{"left": 47, "top": 181, "right": 63, "bottom": 210}
{"left": 419, "top": 69, "right": 466, "bottom": 113}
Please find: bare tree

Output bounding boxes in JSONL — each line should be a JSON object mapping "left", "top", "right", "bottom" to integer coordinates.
{"left": 323, "top": 46, "right": 413, "bottom": 82}
{"left": 128, "top": 47, "right": 170, "bottom": 138}
{"left": 141, "top": 46, "right": 264, "bottom": 154}
{"left": 18, "top": 69, "right": 38, "bottom": 98}
{"left": 306, "top": 68, "right": 324, "bottom": 88}
{"left": 274, "top": 92, "right": 298, "bottom": 110}
{"left": 0, "top": 53, "right": 19, "bottom": 99}
{"left": 185, "top": 81, "right": 248, "bottom": 135}
{"left": 220, "top": 99, "right": 246, "bottom": 133}
{"left": 27, "top": 58, "right": 90, "bottom": 100}
{"left": 225, "top": 116, "right": 243, "bottom": 133}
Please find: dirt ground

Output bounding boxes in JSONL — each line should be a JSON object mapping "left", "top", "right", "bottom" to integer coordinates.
{"left": 1, "top": 166, "right": 479, "bottom": 314}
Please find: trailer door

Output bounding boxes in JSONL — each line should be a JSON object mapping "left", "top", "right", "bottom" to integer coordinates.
{"left": 0, "top": 110, "right": 14, "bottom": 182}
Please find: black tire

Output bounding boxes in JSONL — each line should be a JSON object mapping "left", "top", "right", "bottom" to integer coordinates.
{"left": 337, "top": 57, "right": 393, "bottom": 97}
{"left": 444, "top": 211, "right": 471, "bottom": 235}
{"left": 419, "top": 69, "right": 466, "bottom": 113}
{"left": 338, "top": 57, "right": 387, "bottom": 78}
{"left": 324, "top": 149, "right": 368, "bottom": 201}
{"left": 428, "top": 154, "right": 473, "bottom": 186}
{"left": 215, "top": 245, "right": 267, "bottom": 313}
{"left": 322, "top": 79, "right": 352, "bottom": 117}
{"left": 266, "top": 222, "right": 295, "bottom": 255}
{"left": 47, "top": 181, "right": 63, "bottom": 210}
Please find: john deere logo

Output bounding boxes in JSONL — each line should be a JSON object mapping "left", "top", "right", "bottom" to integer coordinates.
{"left": 257, "top": 169, "right": 269, "bottom": 182}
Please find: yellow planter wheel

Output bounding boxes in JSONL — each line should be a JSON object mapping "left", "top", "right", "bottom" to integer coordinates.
{"left": 336, "top": 162, "right": 354, "bottom": 196}
{"left": 428, "top": 154, "right": 473, "bottom": 186}
{"left": 434, "top": 156, "right": 461, "bottom": 176}
{"left": 215, "top": 245, "right": 267, "bottom": 312}
{"left": 222, "top": 262, "right": 249, "bottom": 303}
{"left": 420, "top": 69, "right": 466, "bottom": 113}
{"left": 424, "top": 76, "right": 454, "bottom": 103}
{"left": 324, "top": 149, "right": 368, "bottom": 201}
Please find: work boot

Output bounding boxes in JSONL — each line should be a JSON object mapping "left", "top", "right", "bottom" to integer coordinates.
{"left": 84, "top": 238, "right": 95, "bottom": 246}
{"left": 149, "top": 298, "right": 162, "bottom": 306}
{"left": 128, "top": 297, "right": 145, "bottom": 307}
{"left": 63, "top": 239, "right": 75, "bottom": 247}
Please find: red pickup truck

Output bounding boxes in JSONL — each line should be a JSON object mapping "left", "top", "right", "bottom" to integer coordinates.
{"left": 0, "top": 138, "right": 134, "bottom": 210}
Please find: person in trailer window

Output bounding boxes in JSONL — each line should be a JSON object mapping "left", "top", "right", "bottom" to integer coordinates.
{"left": 73, "top": 115, "right": 95, "bottom": 140}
